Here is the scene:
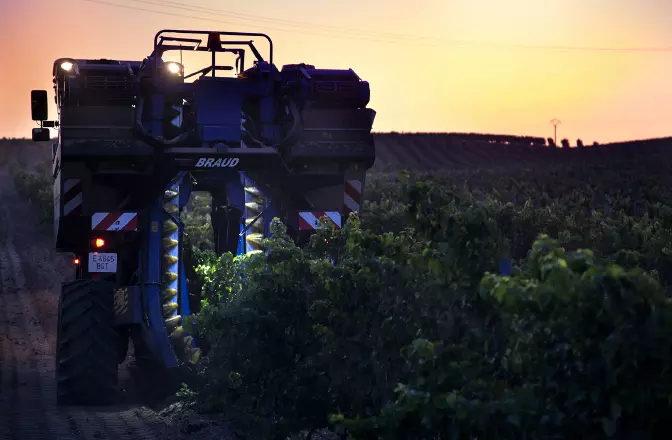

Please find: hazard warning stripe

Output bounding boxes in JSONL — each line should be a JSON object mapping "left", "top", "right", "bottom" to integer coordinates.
{"left": 63, "top": 179, "right": 83, "bottom": 216}
{"left": 343, "top": 179, "right": 362, "bottom": 215}
{"left": 298, "top": 211, "right": 341, "bottom": 230}
{"left": 91, "top": 212, "right": 138, "bottom": 231}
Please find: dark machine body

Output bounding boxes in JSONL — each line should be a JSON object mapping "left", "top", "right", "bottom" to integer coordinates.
{"left": 30, "top": 30, "right": 376, "bottom": 405}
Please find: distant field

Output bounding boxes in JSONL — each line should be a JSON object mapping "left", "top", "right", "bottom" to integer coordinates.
{"left": 0, "top": 138, "right": 52, "bottom": 171}
{"left": 370, "top": 133, "right": 672, "bottom": 172}
{"left": 2, "top": 133, "right": 672, "bottom": 173}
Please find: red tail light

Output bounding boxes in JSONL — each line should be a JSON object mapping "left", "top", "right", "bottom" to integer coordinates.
{"left": 92, "top": 237, "right": 105, "bottom": 248}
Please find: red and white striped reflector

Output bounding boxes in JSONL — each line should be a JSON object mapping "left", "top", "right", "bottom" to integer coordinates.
{"left": 63, "top": 179, "right": 83, "bottom": 216}
{"left": 343, "top": 179, "right": 362, "bottom": 216}
{"left": 91, "top": 212, "right": 138, "bottom": 231}
{"left": 298, "top": 211, "right": 341, "bottom": 230}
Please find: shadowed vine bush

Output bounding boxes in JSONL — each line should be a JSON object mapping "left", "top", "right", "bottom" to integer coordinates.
{"left": 334, "top": 237, "right": 672, "bottom": 440}
{"left": 182, "top": 168, "right": 672, "bottom": 440}
{"left": 10, "top": 165, "right": 53, "bottom": 223}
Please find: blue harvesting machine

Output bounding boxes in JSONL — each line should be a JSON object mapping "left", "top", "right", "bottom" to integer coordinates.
{"left": 29, "top": 29, "right": 376, "bottom": 405}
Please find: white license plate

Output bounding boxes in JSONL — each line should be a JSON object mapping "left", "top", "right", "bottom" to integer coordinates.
{"left": 88, "top": 252, "right": 118, "bottom": 273}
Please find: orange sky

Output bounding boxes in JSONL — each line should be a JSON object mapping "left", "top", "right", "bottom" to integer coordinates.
{"left": 1, "top": 0, "right": 671, "bottom": 143}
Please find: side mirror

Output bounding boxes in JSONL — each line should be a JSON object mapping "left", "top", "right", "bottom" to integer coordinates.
{"left": 31, "top": 90, "right": 48, "bottom": 121}
{"left": 32, "top": 128, "right": 51, "bottom": 142}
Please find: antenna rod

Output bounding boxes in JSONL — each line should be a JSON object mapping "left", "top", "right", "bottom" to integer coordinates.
{"left": 550, "top": 118, "right": 562, "bottom": 145}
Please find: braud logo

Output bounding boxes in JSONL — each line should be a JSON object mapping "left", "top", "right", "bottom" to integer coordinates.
{"left": 195, "top": 157, "right": 240, "bottom": 168}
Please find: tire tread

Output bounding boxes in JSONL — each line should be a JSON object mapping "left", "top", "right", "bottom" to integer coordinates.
{"left": 56, "top": 279, "right": 119, "bottom": 405}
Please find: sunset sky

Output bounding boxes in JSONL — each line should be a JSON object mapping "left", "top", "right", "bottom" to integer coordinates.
{"left": 1, "top": 0, "right": 671, "bottom": 143}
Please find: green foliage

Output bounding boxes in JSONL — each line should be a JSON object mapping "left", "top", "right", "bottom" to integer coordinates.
{"left": 338, "top": 237, "right": 672, "bottom": 439}
{"left": 183, "top": 155, "right": 672, "bottom": 440}
{"left": 182, "top": 192, "right": 214, "bottom": 250}
{"left": 187, "top": 221, "right": 335, "bottom": 438}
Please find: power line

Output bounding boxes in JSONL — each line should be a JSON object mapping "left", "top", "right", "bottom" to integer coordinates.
{"left": 147, "top": 0, "right": 672, "bottom": 52}
{"left": 128, "top": 0, "right": 437, "bottom": 42}
{"left": 79, "top": 0, "right": 422, "bottom": 45}
{"left": 79, "top": 0, "right": 672, "bottom": 52}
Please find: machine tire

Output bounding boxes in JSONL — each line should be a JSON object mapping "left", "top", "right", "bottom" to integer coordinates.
{"left": 55, "top": 279, "right": 120, "bottom": 406}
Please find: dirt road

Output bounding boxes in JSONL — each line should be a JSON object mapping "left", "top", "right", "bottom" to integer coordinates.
{"left": 0, "top": 171, "right": 231, "bottom": 440}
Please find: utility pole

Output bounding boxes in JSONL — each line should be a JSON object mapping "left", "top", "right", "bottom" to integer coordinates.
{"left": 550, "top": 118, "right": 561, "bottom": 145}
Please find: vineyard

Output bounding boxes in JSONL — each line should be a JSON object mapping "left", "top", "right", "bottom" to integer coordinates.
{"left": 4, "top": 135, "right": 672, "bottom": 439}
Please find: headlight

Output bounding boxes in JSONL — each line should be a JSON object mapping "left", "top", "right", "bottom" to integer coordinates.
{"left": 165, "top": 62, "right": 182, "bottom": 75}
{"left": 60, "top": 61, "right": 74, "bottom": 71}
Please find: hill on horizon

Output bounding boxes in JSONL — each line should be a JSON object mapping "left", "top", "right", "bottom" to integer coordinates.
{"left": 2, "top": 133, "right": 671, "bottom": 173}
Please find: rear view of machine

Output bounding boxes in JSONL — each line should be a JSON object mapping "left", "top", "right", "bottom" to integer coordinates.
{"left": 29, "top": 29, "right": 376, "bottom": 405}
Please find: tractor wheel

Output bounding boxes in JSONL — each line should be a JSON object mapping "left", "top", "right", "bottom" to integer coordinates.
{"left": 55, "top": 279, "right": 120, "bottom": 405}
